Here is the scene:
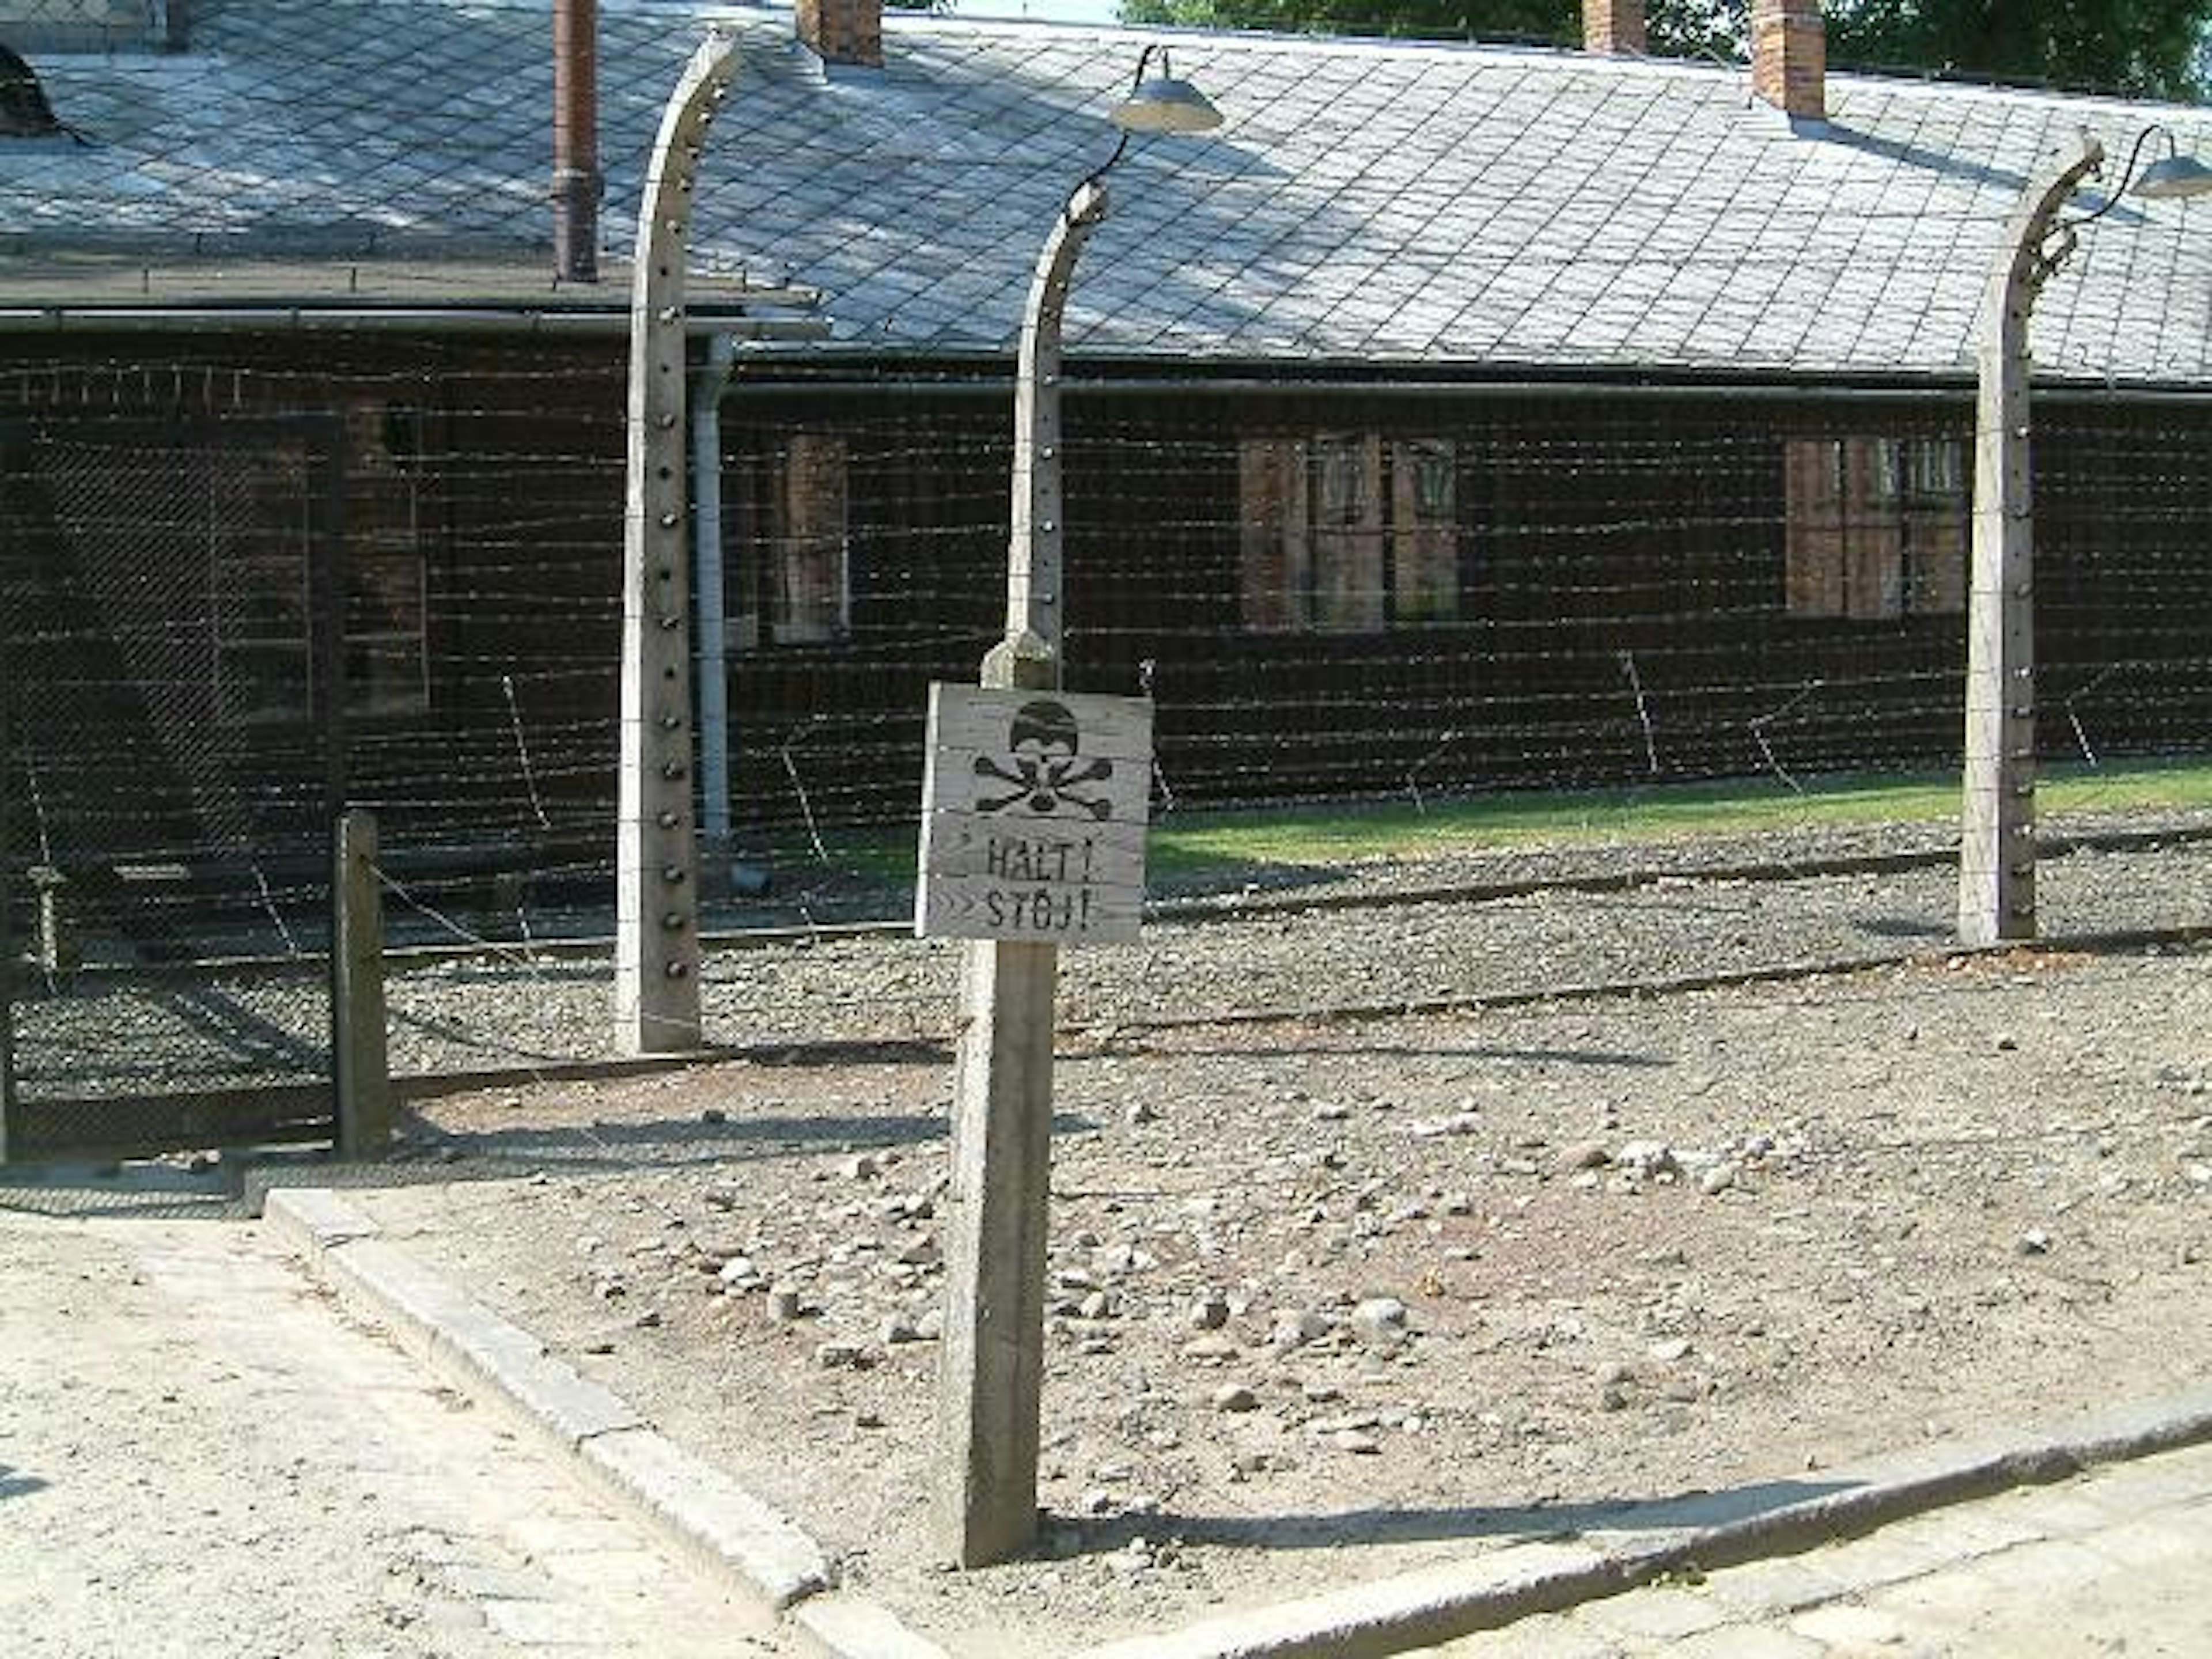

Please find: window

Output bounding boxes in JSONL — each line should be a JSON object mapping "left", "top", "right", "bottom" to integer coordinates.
{"left": 209, "top": 438, "right": 315, "bottom": 724}
{"left": 738, "top": 433, "right": 849, "bottom": 646}
{"left": 343, "top": 404, "right": 429, "bottom": 717}
{"left": 1785, "top": 436, "right": 1967, "bottom": 619}
{"left": 1240, "top": 434, "right": 1460, "bottom": 631}
{"left": 33, "top": 406, "right": 428, "bottom": 730}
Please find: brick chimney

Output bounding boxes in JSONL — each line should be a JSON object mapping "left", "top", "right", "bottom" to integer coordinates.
{"left": 1751, "top": 0, "right": 1825, "bottom": 124}
{"left": 1582, "top": 0, "right": 1646, "bottom": 56}
{"left": 797, "top": 0, "right": 881, "bottom": 69}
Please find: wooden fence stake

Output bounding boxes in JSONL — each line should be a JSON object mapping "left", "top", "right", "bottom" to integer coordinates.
{"left": 332, "top": 808, "right": 391, "bottom": 1161}
{"left": 0, "top": 690, "right": 14, "bottom": 1165}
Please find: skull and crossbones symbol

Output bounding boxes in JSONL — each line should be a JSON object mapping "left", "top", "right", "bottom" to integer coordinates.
{"left": 973, "top": 698, "right": 1115, "bottom": 819}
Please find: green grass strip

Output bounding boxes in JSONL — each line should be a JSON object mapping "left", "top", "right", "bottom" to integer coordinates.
{"left": 803, "top": 757, "right": 2212, "bottom": 885}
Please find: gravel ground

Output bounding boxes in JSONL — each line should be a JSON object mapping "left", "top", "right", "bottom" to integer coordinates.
{"left": 13, "top": 808, "right": 2212, "bottom": 1096}
{"left": 305, "top": 814, "right": 2212, "bottom": 1655}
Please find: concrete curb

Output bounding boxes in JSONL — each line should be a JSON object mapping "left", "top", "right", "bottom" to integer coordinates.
{"left": 1072, "top": 1385, "right": 2212, "bottom": 1659}
{"left": 263, "top": 1187, "right": 952, "bottom": 1658}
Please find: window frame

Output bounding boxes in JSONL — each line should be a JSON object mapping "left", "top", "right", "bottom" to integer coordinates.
{"left": 1784, "top": 434, "right": 1968, "bottom": 622}
{"left": 1238, "top": 431, "right": 1462, "bottom": 633}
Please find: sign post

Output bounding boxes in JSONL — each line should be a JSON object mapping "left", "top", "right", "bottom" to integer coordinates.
{"left": 922, "top": 683, "right": 1154, "bottom": 1570}
{"left": 926, "top": 170, "right": 1138, "bottom": 1570}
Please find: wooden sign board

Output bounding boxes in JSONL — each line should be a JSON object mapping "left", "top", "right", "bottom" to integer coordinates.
{"left": 916, "top": 685, "right": 1154, "bottom": 944}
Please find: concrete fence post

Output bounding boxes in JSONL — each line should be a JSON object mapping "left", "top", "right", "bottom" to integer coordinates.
{"left": 1958, "top": 132, "right": 2104, "bottom": 947}
{"left": 613, "top": 31, "right": 738, "bottom": 1056}
{"left": 332, "top": 808, "right": 392, "bottom": 1161}
{"left": 933, "top": 180, "right": 1105, "bottom": 1571}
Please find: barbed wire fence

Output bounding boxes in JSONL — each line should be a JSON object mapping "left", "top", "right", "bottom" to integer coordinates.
{"left": 3, "top": 338, "right": 2211, "bottom": 1153}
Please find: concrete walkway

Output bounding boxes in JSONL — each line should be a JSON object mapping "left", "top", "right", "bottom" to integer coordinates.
{"left": 0, "top": 1201, "right": 789, "bottom": 1659}
{"left": 1410, "top": 1441, "right": 2212, "bottom": 1658}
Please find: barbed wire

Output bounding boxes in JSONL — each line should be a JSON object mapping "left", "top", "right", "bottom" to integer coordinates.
{"left": 5, "top": 333, "right": 2211, "bottom": 1118}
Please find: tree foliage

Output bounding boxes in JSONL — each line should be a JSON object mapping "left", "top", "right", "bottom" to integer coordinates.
{"left": 1829, "top": 2, "right": 2209, "bottom": 99}
{"left": 1113, "top": 0, "right": 2212, "bottom": 100}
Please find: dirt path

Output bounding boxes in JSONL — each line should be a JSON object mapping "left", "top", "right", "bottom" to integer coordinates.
{"left": 355, "top": 922, "right": 2212, "bottom": 1653}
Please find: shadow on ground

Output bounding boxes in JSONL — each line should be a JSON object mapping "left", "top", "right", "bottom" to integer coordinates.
{"left": 1061, "top": 1476, "right": 1856, "bottom": 1557}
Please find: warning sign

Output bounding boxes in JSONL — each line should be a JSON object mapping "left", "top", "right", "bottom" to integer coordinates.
{"left": 915, "top": 684, "right": 1154, "bottom": 944}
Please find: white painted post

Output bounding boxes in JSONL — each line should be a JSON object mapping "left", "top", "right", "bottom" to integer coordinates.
{"left": 1959, "top": 132, "right": 2103, "bottom": 948}
{"left": 615, "top": 32, "right": 737, "bottom": 1054}
{"left": 935, "top": 178, "right": 1110, "bottom": 1569}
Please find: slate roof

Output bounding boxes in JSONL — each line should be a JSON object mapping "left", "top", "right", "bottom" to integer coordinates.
{"left": 5, "top": 0, "right": 2212, "bottom": 385}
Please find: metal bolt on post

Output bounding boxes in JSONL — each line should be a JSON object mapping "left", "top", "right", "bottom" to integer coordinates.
{"left": 614, "top": 32, "right": 736, "bottom": 1055}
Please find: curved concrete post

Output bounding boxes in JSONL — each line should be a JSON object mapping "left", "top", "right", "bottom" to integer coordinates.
{"left": 936, "top": 176, "right": 1110, "bottom": 1571}
{"left": 616, "top": 31, "right": 736, "bottom": 1055}
{"left": 1959, "top": 130, "right": 2103, "bottom": 948}
{"left": 982, "top": 178, "right": 1109, "bottom": 693}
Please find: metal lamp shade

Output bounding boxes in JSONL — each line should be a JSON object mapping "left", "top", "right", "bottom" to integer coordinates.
{"left": 1111, "top": 74, "right": 1223, "bottom": 135}
{"left": 2133, "top": 151, "right": 2212, "bottom": 199}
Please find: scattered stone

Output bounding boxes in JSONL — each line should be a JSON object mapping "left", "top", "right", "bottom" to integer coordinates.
{"left": 1270, "top": 1309, "right": 1334, "bottom": 1351}
{"left": 1648, "top": 1338, "right": 1694, "bottom": 1362}
{"left": 1310, "top": 1411, "right": 1380, "bottom": 1435}
{"left": 843, "top": 1153, "right": 881, "bottom": 1181}
{"left": 700, "top": 1107, "right": 727, "bottom": 1126}
{"left": 1127, "top": 1099, "right": 1160, "bottom": 1126}
{"left": 1211, "top": 1383, "right": 1259, "bottom": 1414}
{"left": 766, "top": 1286, "right": 804, "bottom": 1322}
{"left": 1409, "top": 1111, "right": 1483, "bottom": 1139}
{"left": 816, "top": 1342, "right": 866, "bottom": 1369}
{"left": 1183, "top": 1334, "right": 1239, "bottom": 1362}
{"left": 1331, "top": 1429, "right": 1382, "bottom": 1455}
{"left": 882, "top": 1313, "right": 925, "bottom": 1345}
{"left": 1556, "top": 1139, "right": 1612, "bottom": 1174}
{"left": 2017, "top": 1228, "right": 2052, "bottom": 1256}
{"left": 1616, "top": 1141, "right": 1681, "bottom": 1180}
{"left": 1315, "top": 1103, "right": 1351, "bottom": 1122}
{"left": 1700, "top": 1162, "right": 1740, "bottom": 1196}
{"left": 1109, "top": 1539, "right": 1154, "bottom": 1576}
{"left": 1351, "top": 1297, "right": 1411, "bottom": 1347}
{"left": 1188, "top": 1293, "right": 1230, "bottom": 1331}
{"left": 854, "top": 1408, "right": 884, "bottom": 1429}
